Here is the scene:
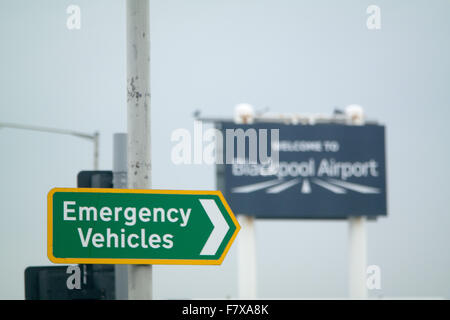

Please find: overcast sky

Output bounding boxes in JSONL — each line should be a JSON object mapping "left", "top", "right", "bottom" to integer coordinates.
{"left": 1, "top": 0, "right": 450, "bottom": 299}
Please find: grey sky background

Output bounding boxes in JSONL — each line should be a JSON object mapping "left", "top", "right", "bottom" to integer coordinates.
{"left": 1, "top": 0, "right": 449, "bottom": 299}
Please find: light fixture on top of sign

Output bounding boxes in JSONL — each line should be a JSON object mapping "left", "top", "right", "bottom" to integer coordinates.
{"left": 345, "top": 104, "right": 365, "bottom": 125}
{"left": 234, "top": 103, "right": 255, "bottom": 124}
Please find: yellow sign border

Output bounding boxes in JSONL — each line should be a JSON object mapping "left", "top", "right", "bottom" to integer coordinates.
{"left": 47, "top": 187, "right": 240, "bottom": 265}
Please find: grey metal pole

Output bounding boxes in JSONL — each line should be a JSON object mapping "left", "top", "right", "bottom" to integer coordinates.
{"left": 113, "top": 133, "right": 128, "bottom": 188}
{"left": 113, "top": 133, "right": 129, "bottom": 300}
{"left": 126, "top": 0, "right": 152, "bottom": 300}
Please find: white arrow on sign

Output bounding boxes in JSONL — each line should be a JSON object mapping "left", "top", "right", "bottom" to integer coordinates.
{"left": 199, "top": 199, "right": 230, "bottom": 256}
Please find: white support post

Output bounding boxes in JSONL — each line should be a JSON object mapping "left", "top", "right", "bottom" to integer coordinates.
{"left": 237, "top": 215, "right": 257, "bottom": 299}
{"left": 126, "top": 0, "right": 152, "bottom": 300}
{"left": 348, "top": 216, "right": 368, "bottom": 299}
{"left": 346, "top": 105, "right": 368, "bottom": 299}
{"left": 234, "top": 104, "right": 258, "bottom": 300}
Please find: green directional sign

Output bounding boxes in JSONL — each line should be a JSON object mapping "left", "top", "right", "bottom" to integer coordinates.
{"left": 47, "top": 188, "right": 240, "bottom": 265}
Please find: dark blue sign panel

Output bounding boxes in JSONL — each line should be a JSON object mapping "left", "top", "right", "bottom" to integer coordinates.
{"left": 218, "top": 122, "right": 387, "bottom": 219}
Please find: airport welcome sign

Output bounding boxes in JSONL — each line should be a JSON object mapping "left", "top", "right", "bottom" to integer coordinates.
{"left": 218, "top": 122, "right": 387, "bottom": 219}
{"left": 47, "top": 188, "right": 240, "bottom": 265}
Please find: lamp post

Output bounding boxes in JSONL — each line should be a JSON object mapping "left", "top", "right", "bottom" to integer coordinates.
{"left": 0, "top": 122, "right": 99, "bottom": 170}
{"left": 0, "top": 122, "right": 100, "bottom": 289}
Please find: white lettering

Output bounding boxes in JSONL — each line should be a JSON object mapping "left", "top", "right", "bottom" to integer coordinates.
{"left": 179, "top": 208, "right": 191, "bottom": 227}
{"left": 78, "top": 227, "right": 92, "bottom": 247}
{"left": 63, "top": 201, "right": 76, "bottom": 221}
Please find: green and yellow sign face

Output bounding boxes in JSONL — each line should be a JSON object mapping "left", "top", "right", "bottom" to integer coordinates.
{"left": 47, "top": 188, "right": 240, "bottom": 265}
